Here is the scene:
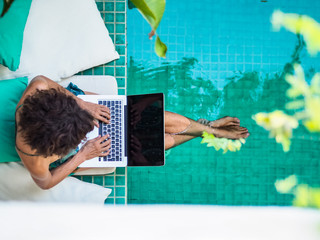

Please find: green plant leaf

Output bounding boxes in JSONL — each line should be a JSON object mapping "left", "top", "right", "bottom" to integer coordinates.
{"left": 130, "top": 0, "right": 165, "bottom": 32}
{"left": 155, "top": 36, "right": 167, "bottom": 58}
{"left": 129, "top": 0, "right": 167, "bottom": 58}
{"left": 129, "top": 0, "right": 156, "bottom": 23}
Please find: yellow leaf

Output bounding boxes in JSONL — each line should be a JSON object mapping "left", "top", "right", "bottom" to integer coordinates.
{"left": 253, "top": 111, "right": 298, "bottom": 152}
{"left": 293, "top": 184, "right": 310, "bottom": 207}
{"left": 201, "top": 132, "right": 245, "bottom": 153}
{"left": 275, "top": 175, "right": 298, "bottom": 194}
{"left": 271, "top": 10, "right": 320, "bottom": 55}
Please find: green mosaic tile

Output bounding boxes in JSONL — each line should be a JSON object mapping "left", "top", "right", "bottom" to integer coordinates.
{"left": 115, "top": 198, "right": 126, "bottom": 204}
{"left": 93, "top": 66, "right": 103, "bottom": 75}
{"left": 78, "top": 0, "right": 127, "bottom": 205}
{"left": 105, "top": 198, "right": 114, "bottom": 204}
{"left": 109, "top": 187, "right": 115, "bottom": 197}
{"left": 116, "top": 167, "right": 126, "bottom": 174}
{"left": 116, "top": 24, "right": 125, "bottom": 34}
{"left": 116, "top": 67, "right": 125, "bottom": 76}
{"left": 106, "top": 24, "right": 114, "bottom": 33}
{"left": 96, "top": 2, "right": 103, "bottom": 11}
{"left": 104, "top": 175, "right": 115, "bottom": 185}
{"left": 116, "top": 176, "right": 126, "bottom": 185}
{"left": 82, "top": 176, "right": 92, "bottom": 183}
{"left": 116, "top": 2, "right": 125, "bottom": 11}
{"left": 118, "top": 88, "right": 125, "bottom": 95}
{"left": 105, "top": 13, "right": 115, "bottom": 22}
{"left": 106, "top": 60, "right": 115, "bottom": 66}
{"left": 116, "top": 77, "right": 125, "bottom": 87}
{"left": 116, "top": 187, "right": 126, "bottom": 196}
{"left": 116, "top": 13, "right": 125, "bottom": 22}
{"left": 116, "top": 34, "right": 125, "bottom": 45}
{"left": 105, "top": 67, "right": 115, "bottom": 75}
{"left": 82, "top": 68, "right": 93, "bottom": 75}
{"left": 110, "top": 34, "right": 115, "bottom": 42}
{"left": 116, "top": 56, "right": 125, "bottom": 65}
{"left": 105, "top": 2, "right": 114, "bottom": 11}
{"left": 94, "top": 176, "right": 103, "bottom": 185}
{"left": 116, "top": 45, "right": 125, "bottom": 55}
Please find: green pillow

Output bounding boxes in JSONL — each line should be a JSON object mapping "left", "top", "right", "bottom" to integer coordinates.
{"left": 0, "top": 77, "right": 28, "bottom": 162}
{"left": 0, "top": 0, "right": 32, "bottom": 71}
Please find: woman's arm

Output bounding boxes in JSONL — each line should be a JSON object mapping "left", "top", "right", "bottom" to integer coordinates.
{"left": 17, "top": 75, "right": 112, "bottom": 189}
{"left": 27, "top": 135, "right": 111, "bottom": 190}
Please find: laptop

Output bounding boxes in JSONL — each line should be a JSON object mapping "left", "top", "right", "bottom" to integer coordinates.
{"left": 77, "top": 93, "right": 165, "bottom": 167}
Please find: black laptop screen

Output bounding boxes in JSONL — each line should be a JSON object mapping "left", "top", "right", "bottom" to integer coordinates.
{"left": 127, "top": 93, "right": 165, "bottom": 166}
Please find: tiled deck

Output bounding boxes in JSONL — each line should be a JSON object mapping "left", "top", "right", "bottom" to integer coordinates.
{"left": 75, "top": 0, "right": 127, "bottom": 205}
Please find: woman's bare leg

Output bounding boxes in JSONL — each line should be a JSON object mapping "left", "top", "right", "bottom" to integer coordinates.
{"left": 165, "top": 133, "right": 196, "bottom": 150}
{"left": 165, "top": 111, "right": 249, "bottom": 139}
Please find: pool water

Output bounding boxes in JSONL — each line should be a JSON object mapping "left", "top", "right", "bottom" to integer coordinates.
{"left": 126, "top": 0, "right": 320, "bottom": 204}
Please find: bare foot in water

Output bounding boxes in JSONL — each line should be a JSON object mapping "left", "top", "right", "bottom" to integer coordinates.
{"left": 211, "top": 125, "right": 249, "bottom": 140}
{"left": 198, "top": 116, "right": 240, "bottom": 128}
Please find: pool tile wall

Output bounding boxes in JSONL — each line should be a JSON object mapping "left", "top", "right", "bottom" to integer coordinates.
{"left": 75, "top": 0, "right": 127, "bottom": 205}
{"left": 81, "top": 0, "right": 127, "bottom": 96}
{"left": 127, "top": 0, "right": 320, "bottom": 205}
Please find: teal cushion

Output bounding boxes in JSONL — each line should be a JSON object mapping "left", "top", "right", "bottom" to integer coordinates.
{"left": 0, "top": 77, "right": 28, "bottom": 162}
{"left": 0, "top": 0, "right": 32, "bottom": 71}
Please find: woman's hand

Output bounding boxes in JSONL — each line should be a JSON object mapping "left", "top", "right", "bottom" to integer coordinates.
{"left": 81, "top": 101, "right": 111, "bottom": 127}
{"left": 79, "top": 135, "right": 111, "bottom": 160}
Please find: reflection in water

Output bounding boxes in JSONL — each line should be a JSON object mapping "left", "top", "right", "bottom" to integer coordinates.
{"left": 127, "top": 36, "right": 320, "bottom": 205}
{"left": 128, "top": 57, "right": 222, "bottom": 120}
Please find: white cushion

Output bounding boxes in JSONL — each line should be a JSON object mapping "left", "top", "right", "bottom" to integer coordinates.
{"left": 0, "top": 0, "right": 119, "bottom": 81}
{"left": 0, "top": 162, "right": 111, "bottom": 203}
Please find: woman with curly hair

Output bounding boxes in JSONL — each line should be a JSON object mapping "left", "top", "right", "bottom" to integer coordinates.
{"left": 15, "top": 75, "right": 111, "bottom": 190}
{"left": 16, "top": 76, "right": 249, "bottom": 190}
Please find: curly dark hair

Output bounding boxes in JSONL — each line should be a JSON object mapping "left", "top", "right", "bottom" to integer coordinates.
{"left": 18, "top": 88, "right": 94, "bottom": 157}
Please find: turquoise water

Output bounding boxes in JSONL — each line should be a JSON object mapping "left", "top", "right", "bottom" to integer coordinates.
{"left": 127, "top": 0, "right": 320, "bottom": 204}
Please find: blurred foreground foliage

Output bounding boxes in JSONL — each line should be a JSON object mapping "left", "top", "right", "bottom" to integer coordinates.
{"left": 253, "top": 11, "right": 320, "bottom": 152}
{"left": 129, "top": 0, "right": 167, "bottom": 58}
{"left": 275, "top": 175, "right": 320, "bottom": 209}
{"left": 201, "top": 132, "right": 246, "bottom": 153}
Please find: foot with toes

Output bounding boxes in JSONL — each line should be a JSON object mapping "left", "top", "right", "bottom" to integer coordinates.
{"left": 198, "top": 116, "right": 249, "bottom": 140}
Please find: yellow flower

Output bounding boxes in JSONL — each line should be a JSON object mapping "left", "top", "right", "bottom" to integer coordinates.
{"left": 293, "top": 184, "right": 310, "bottom": 207}
{"left": 275, "top": 175, "right": 297, "bottom": 194}
{"left": 275, "top": 175, "right": 320, "bottom": 209}
{"left": 284, "top": 65, "right": 320, "bottom": 132}
{"left": 285, "top": 64, "right": 310, "bottom": 98}
{"left": 304, "top": 96, "right": 320, "bottom": 132}
{"left": 201, "top": 132, "right": 245, "bottom": 153}
{"left": 253, "top": 111, "right": 298, "bottom": 152}
{"left": 293, "top": 185, "right": 320, "bottom": 208}
{"left": 271, "top": 10, "right": 320, "bottom": 55}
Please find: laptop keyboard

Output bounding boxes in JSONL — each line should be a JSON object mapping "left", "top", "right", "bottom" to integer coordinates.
{"left": 98, "top": 100, "right": 122, "bottom": 162}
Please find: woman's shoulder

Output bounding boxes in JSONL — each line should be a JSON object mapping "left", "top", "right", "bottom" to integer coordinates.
{"left": 19, "top": 151, "right": 54, "bottom": 178}
{"left": 16, "top": 76, "right": 49, "bottom": 109}
{"left": 28, "top": 76, "right": 49, "bottom": 90}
